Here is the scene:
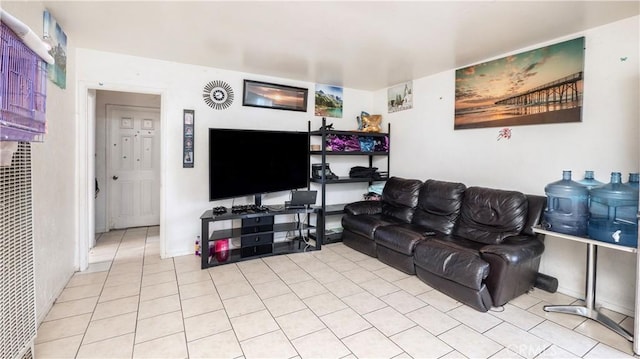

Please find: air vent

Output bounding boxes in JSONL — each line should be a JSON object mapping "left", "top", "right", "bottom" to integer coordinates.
{"left": 0, "top": 142, "right": 36, "bottom": 359}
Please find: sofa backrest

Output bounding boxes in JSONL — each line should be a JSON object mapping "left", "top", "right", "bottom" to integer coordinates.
{"left": 412, "top": 179, "right": 466, "bottom": 235}
{"left": 381, "top": 177, "right": 423, "bottom": 223}
{"left": 453, "top": 186, "right": 528, "bottom": 244}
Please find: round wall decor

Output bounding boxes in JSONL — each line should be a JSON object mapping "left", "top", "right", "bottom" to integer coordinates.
{"left": 202, "top": 80, "right": 234, "bottom": 110}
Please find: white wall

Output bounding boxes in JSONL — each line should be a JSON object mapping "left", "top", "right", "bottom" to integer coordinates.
{"left": 2, "top": 2, "right": 79, "bottom": 322}
{"left": 75, "top": 50, "right": 373, "bottom": 257}
{"left": 373, "top": 16, "right": 640, "bottom": 314}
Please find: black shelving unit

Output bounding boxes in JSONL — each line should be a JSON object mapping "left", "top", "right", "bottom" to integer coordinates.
{"left": 199, "top": 207, "right": 323, "bottom": 269}
{"left": 308, "top": 118, "right": 390, "bottom": 243}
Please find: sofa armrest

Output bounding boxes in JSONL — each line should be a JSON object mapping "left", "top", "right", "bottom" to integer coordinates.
{"left": 344, "top": 200, "right": 383, "bottom": 216}
{"left": 479, "top": 236, "right": 545, "bottom": 306}
{"left": 480, "top": 236, "right": 545, "bottom": 263}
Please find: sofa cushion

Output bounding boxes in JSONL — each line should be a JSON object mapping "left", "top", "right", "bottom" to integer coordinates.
{"left": 374, "top": 223, "right": 433, "bottom": 255}
{"left": 414, "top": 239, "right": 489, "bottom": 291}
{"left": 381, "top": 177, "right": 423, "bottom": 223}
{"left": 453, "top": 186, "right": 528, "bottom": 245}
{"left": 342, "top": 214, "right": 400, "bottom": 239}
{"left": 412, "top": 179, "right": 466, "bottom": 235}
{"left": 430, "top": 235, "right": 486, "bottom": 253}
{"left": 344, "top": 200, "right": 382, "bottom": 216}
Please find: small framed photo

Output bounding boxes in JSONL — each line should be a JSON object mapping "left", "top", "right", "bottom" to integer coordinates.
{"left": 183, "top": 109, "right": 195, "bottom": 168}
{"left": 184, "top": 112, "right": 194, "bottom": 125}
{"left": 242, "top": 80, "right": 308, "bottom": 112}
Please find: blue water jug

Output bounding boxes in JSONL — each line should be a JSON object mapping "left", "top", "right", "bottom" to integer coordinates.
{"left": 588, "top": 172, "right": 639, "bottom": 247}
{"left": 626, "top": 172, "right": 639, "bottom": 190}
{"left": 543, "top": 170, "right": 589, "bottom": 236}
{"left": 578, "top": 170, "right": 604, "bottom": 190}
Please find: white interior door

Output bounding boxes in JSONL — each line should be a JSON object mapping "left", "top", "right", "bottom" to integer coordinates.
{"left": 108, "top": 106, "right": 160, "bottom": 229}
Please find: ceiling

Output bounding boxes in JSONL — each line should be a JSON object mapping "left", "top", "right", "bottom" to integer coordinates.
{"left": 36, "top": 1, "right": 640, "bottom": 90}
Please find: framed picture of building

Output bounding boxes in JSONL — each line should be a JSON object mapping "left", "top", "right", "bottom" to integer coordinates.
{"left": 454, "top": 37, "right": 585, "bottom": 130}
{"left": 388, "top": 81, "right": 413, "bottom": 113}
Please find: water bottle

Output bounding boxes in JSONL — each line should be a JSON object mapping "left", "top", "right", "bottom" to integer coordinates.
{"left": 543, "top": 170, "right": 589, "bottom": 236}
{"left": 578, "top": 170, "right": 604, "bottom": 190}
{"left": 588, "top": 172, "right": 639, "bottom": 247}
{"left": 626, "top": 172, "right": 639, "bottom": 190}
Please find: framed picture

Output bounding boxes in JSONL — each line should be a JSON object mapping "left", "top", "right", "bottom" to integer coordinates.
{"left": 242, "top": 80, "right": 308, "bottom": 112}
{"left": 315, "top": 84, "right": 343, "bottom": 118}
{"left": 183, "top": 109, "right": 194, "bottom": 168}
{"left": 43, "top": 10, "right": 67, "bottom": 89}
{"left": 454, "top": 37, "right": 585, "bottom": 130}
{"left": 388, "top": 81, "right": 413, "bottom": 113}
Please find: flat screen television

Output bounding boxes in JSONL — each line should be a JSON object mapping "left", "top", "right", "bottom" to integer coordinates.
{"left": 208, "top": 128, "right": 309, "bottom": 204}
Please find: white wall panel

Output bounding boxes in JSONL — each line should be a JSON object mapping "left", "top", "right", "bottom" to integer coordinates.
{"left": 76, "top": 49, "right": 373, "bottom": 260}
{"left": 373, "top": 16, "right": 640, "bottom": 315}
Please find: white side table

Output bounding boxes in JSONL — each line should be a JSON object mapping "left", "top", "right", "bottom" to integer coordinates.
{"left": 533, "top": 227, "right": 635, "bottom": 344}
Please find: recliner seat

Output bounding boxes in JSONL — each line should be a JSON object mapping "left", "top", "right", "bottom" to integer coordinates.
{"left": 374, "top": 179, "right": 466, "bottom": 274}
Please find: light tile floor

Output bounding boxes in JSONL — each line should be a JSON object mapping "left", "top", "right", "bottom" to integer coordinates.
{"left": 33, "top": 226, "right": 638, "bottom": 358}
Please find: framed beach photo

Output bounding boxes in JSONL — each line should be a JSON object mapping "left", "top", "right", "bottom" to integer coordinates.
{"left": 454, "top": 37, "right": 585, "bottom": 130}
{"left": 242, "top": 80, "right": 308, "bottom": 112}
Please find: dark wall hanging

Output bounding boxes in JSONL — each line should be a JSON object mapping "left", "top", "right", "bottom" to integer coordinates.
{"left": 183, "top": 109, "right": 194, "bottom": 168}
{"left": 242, "top": 80, "right": 308, "bottom": 112}
{"left": 202, "top": 80, "right": 234, "bottom": 110}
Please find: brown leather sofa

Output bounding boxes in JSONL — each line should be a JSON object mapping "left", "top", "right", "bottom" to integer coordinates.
{"left": 341, "top": 176, "right": 546, "bottom": 312}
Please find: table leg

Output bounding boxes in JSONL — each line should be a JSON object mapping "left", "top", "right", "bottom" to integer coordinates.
{"left": 544, "top": 243, "right": 633, "bottom": 342}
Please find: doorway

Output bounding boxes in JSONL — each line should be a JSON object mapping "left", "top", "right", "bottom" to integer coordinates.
{"left": 94, "top": 92, "right": 161, "bottom": 237}
{"left": 78, "top": 84, "right": 166, "bottom": 272}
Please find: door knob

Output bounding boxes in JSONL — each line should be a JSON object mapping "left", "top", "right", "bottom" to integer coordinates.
{"left": 112, "top": 175, "right": 119, "bottom": 180}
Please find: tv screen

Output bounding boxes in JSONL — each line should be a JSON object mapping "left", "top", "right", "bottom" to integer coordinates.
{"left": 209, "top": 128, "right": 309, "bottom": 202}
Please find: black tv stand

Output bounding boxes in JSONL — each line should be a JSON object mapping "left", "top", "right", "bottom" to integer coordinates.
{"left": 231, "top": 204, "right": 268, "bottom": 214}
{"left": 199, "top": 206, "right": 323, "bottom": 269}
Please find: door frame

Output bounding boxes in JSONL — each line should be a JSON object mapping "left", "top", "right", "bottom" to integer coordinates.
{"left": 77, "top": 81, "right": 167, "bottom": 271}
{"left": 105, "top": 104, "right": 161, "bottom": 230}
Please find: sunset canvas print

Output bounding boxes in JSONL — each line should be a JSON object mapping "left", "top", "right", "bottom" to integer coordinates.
{"left": 454, "top": 37, "right": 585, "bottom": 129}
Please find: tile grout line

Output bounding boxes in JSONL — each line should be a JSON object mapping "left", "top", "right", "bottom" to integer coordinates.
{"left": 171, "top": 228, "right": 193, "bottom": 359}
{"left": 72, "top": 228, "right": 126, "bottom": 358}
{"left": 203, "top": 264, "right": 247, "bottom": 355}
{"left": 130, "top": 225, "right": 150, "bottom": 358}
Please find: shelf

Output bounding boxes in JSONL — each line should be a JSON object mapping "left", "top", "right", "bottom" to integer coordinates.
{"left": 207, "top": 240, "right": 319, "bottom": 266}
{"left": 200, "top": 207, "right": 322, "bottom": 269}
{"left": 532, "top": 226, "right": 637, "bottom": 253}
{"left": 310, "top": 177, "right": 389, "bottom": 184}
{"left": 200, "top": 207, "right": 316, "bottom": 221}
{"left": 323, "top": 203, "right": 346, "bottom": 215}
{"left": 310, "top": 151, "right": 389, "bottom": 156}
{"left": 309, "top": 129, "right": 389, "bottom": 137}
{"left": 209, "top": 222, "right": 314, "bottom": 241}
{"left": 308, "top": 118, "right": 390, "bottom": 252}
{"left": 310, "top": 229, "right": 343, "bottom": 244}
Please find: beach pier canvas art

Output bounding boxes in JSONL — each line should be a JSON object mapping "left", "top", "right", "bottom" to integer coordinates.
{"left": 454, "top": 37, "right": 585, "bottom": 130}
